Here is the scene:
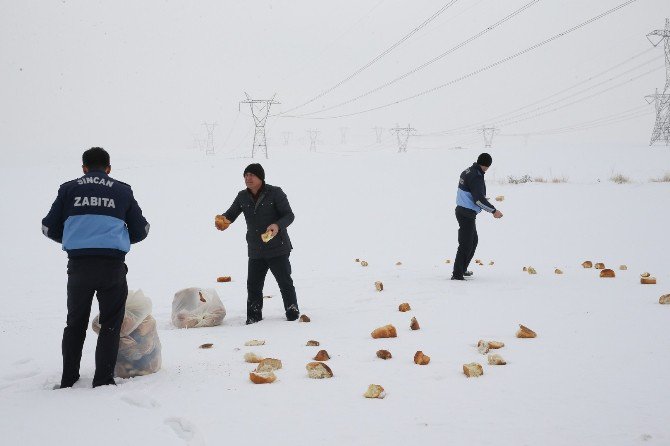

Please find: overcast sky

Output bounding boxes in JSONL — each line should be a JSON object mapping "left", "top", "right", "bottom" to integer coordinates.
{"left": 1, "top": 0, "right": 668, "bottom": 164}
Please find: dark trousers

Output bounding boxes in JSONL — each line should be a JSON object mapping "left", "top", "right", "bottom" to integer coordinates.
{"left": 62, "top": 256, "right": 128, "bottom": 388}
{"left": 453, "top": 206, "right": 478, "bottom": 278}
{"left": 247, "top": 254, "right": 299, "bottom": 321}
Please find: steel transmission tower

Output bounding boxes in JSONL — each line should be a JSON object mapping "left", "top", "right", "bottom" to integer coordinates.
{"left": 307, "top": 130, "right": 321, "bottom": 152}
{"left": 478, "top": 126, "right": 499, "bottom": 148}
{"left": 645, "top": 18, "right": 670, "bottom": 146}
{"left": 202, "top": 122, "right": 217, "bottom": 155}
{"left": 373, "top": 126, "right": 384, "bottom": 143}
{"left": 239, "top": 93, "right": 280, "bottom": 158}
{"left": 282, "top": 131, "right": 292, "bottom": 145}
{"left": 339, "top": 127, "right": 349, "bottom": 144}
{"left": 390, "top": 124, "right": 416, "bottom": 153}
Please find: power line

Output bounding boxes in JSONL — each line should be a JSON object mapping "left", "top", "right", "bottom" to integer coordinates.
{"left": 277, "top": 0, "right": 460, "bottom": 115}
{"left": 283, "top": 0, "right": 638, "bottom": 120}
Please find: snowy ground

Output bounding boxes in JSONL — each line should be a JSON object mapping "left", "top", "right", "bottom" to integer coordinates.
{"left": 1, "top": 143, "right": 669, "bottom": 445}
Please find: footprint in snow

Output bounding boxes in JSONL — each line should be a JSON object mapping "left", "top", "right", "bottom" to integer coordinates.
{"left": 13, "top": 358, "right": 33, "bottom": 366}
{"left": 165, "top": 417, "right": 204, "bottom": 443}
{"left": 2, "top": 369, "right": 40, "bottom": 381}
{"left": 121, "top": 393, "right": 160, "bottom": 409}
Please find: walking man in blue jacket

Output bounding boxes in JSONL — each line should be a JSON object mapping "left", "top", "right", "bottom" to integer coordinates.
{"left": 215, "top": 163, "right": 299, "bottom": 324}
{"left": 452, "top": 153, "right": 503, "bottom": 280}
{"left": 42, "top": 147, "right": 150, "bottom": 388}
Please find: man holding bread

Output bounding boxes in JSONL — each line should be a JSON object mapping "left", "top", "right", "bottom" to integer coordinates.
{"left": 452, "top": 153, "right": 503, "bottom": 280}
{"left": 215, "top": 163, "right": 299, "bottom": 324}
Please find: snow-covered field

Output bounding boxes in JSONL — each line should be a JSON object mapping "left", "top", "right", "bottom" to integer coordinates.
{"left": 1, "top": 144, "right": 669, "bottom": 445}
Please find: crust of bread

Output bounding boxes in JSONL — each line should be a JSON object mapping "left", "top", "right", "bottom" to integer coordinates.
{"left": 363, "top": 384, "right": 386, "bottom": 399}
{"left": 371, "top": 324, "right": 397, "bottom": 339}
{"left": 516, "top": 324, "right": 537, "bottom": 338}
{"left": 641, "top": 277, "right": 657, "bottom": 285}
{"left": 313, "top": 350, "right": 330, "bottom": 361}
{"left": 249, "top": 371, "right": 276, "bottom": 384}
{"left": 463, "top": 362, "right": 483, "bottom": 377}
{"left": 582, "top": 261, "right": 593, "bottom": 268}
{"left": 600, "top": 268, "right": 615, "bottom": 278}
{"left": 413, "top": 351, "right": 430, "bottom": 365}
{"left": 398, "top": 303, "right": 411, "bottom": 312}
{"left": 306, "top": 362, "right": 333, "bottom": 379}
{"left": 376, "top": 350, "right": 392, "bottom": 360}
{"left": 410, "top": 317, "right": 420, "bottom": 331}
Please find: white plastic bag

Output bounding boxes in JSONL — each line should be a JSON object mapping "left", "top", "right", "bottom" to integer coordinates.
{"left": 172, "top": 287, "right": 226, "bottom": 329}
{"left": 92, "top": 289, "right": 161, "bottom": 378}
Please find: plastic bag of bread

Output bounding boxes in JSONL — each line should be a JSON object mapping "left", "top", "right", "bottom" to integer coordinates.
{"left": 91, "top": 290, "right": 162, "bottom": 379}
{"left": 172, "top": 287, "right": 226, "bottom": 329}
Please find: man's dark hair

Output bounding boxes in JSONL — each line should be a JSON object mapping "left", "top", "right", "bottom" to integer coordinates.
{"left": 82, "top": 147, "right": 110, "bottom": 169}
{"left": 477, "top": 152, "right": 492, "bottom": 167}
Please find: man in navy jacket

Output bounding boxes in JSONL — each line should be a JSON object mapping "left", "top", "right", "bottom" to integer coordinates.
{"left": 452, "top": 153, "right": 503, "bottom": 280}
{"left": 215, "top": 163, "right": 299, "bottom": 324}
{"left": 42, "top": 147, "right": 149, "bottom": 388}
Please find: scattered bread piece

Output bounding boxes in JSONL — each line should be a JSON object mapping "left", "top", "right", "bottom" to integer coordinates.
{"left": 489, "top": 261, "right": 495, "bottom": 266}
{"left": 199, "top": 343, "right": 214, "bottom": 349}
{"left": 495, "top": 195, "right": 504, "bottom": 201}
{"left": 582, "top": 261, "right": 593, "bottom": 268}
{"left": 488, "top": 354, "right": 507, "bottom": 365}
{"left": 355, "top": 258, "right": 360, "bottom": 262}
{"left": 516, "top": 324, "right": 537, "bottom": 338}
{"left": 619, "top": 265, "right": 627, "bottom": 270}
{"left": 360, "top": 261, "right": 369, "bottom": 267}
{"left": 640, "top": 272, "right": 651, "bottom": 278}
{"left": 477, "top": 341, "right": 489, "bottom": 354}
{"left": 527, "top": 267, "right": 537, "bottom": 275}
{"left": 413, "top": 351, "right": 430, "bottom": 365}
{"left": 371, "top": 324, "right": 397, "bottom": 339}
{"left": 475, "top": 259, "right": 482, "bottom": 264}
{"left": 249, "top": 371, "right": 276, "bottom": 384}
{"left": 523, "top": 266, "right": 528, "bottom": 272}
{"left": 363, "top": 384, "right": 386, "bottom": 399}
{"left": 299, "top": 314, "right": 311, "bottom": 323}
{"left": 398, "top": 303, "right": 411, "bottom": 312}
{"left": 594, "top": 262, "right": 605, "bottom": 270}
{"left": 306, "top": 362, "right": 333, "bottom": 379}
{"left": 600, "top": 268, "right": 615, "bottom": 278}
{"left": 463, "top": 362, "right": 483, "bottom": 377}
{"left": 244, "top": 352, "right": 263, "bottom": 363}
{"left": 554, "top": 268, "right": 563, "bottom": 274}
{"left": 244, "top": 339, "right": 265, "bottom": 347}
{"left": 216, "top": 276, "right": 232, "bottom": 283}
{"left": 445, "top": 259, "right": 452, "bottom": 264}
{"left": 410, "top": 317, "right": 420, "bottom": 331}
{"left": 256, "top": 358, "right": 282, "bottom": 372}
{"left": 488, "top": 340, "right": 505, "bottom": 349}
{"left": 261, "top": 230, "right": 275, "bottom": 243}
{"left": 376, "top": 350, "right": 392, "bottom": 360}
{"left": 641, "top": 277, "right": 657, "bottom": 285}
{"left": 375, "top": 281, "right": 384, "bottom": 292}
{"left": 214, "top": 215, "right": 231, "bottom": 230}
{"left": 659, "top": 294, "right": 670, "bottom": 304}
{"left": 313, "top": 350, "right": 330, "bottom": 361}
{"left": 395, "top": 261, "right": 402, "bottom": 266}
{"left": 306, "top": 340, "right": 320, "bottom": 346}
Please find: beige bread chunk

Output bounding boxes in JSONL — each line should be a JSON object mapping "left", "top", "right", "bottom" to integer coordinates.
{"left": 410, "top": 317, "right": 420, "bottom": 331}
{"left": 395, "top": 261, "right": 402, "bottom": 266}
{"left": 619, "top": 265, "right": 628, "bottom": 270}
{"left": 555, "top": 268, "right": 563, "bottom": 275}
{"left": 256, "top": 358, "right": 282, "bottom": 372}
{"left": 659, "top": 294, "right": 670, "bottom": 304}
{"left": 360, "top": 261, "right": 369, "bottom": 267}
{"left": 199, "top": 343, "right": 214, "bottom": 349}
{"left": 261, "top": 230, "right": 275, "bottom": 243}
{"left": 398, "top": 303, "right": 411, "bottom": 312}
{"left": 313, "top": 350, "right": 330, "bottom": 361}
{"left": 376, "top": 350, "right": 392, "bottom": 360}
{"left": 527, "top": 267, "right": 537, "bottom": 275}
{"left": 489, "top": 261, "right": 495, "bottom": 266}
{"left": 355, "top": 258, "right": 360, "bottom": 262}
{"left": 306, "top": 340, "right": 320, "bottom": 346}
{"left": 306, "top": 362, "right": 333, "bottom": 379}
{"left": 641, "top": 272, "right": 651, "bottom": 278}
{"left": 375, "top": 281, "right": 384, "bottom": 292}
{"left": 516, "top": 324, "right": 537, "bottom": 338}
{"left": 495, "top": 195, "right": 504, "bottom": 201}
{"left": 523, "top": 267, "right": 528, "bottom": 272}
{"left": 582, "top": 261, "right": 593, "bottom": 268}
{"left": 299, "top": 314, "right": 311, "bottom": 322}
{"left": 371, "top": 324, "right": 397, "bottom": 339}
{"left": 244, "top": 352, "right": 263, "bottom": 363}
{"left": 641, "top": 277, "right": 657, "bottom": 285}
{"left": 463, "top": 362, "right": 484, "bottom": 377}
{"left": 214, "top": 215, "right": 231, "bottom": 230}
{"left": 249, "top": 371, "right": 276, "bottom": 384}
{"left": 477, "top": 341, "right": 489, "bottom": 354}
{"left": 244, "top": 339, "right": 265, "bottom": 347}
{"left": 600, "top": 269, "right": 615, "bottom": 278}
{"left": 413, "top": 351, "right": 430, "bottom": 365}
{"left": 445, "top": 259, "right": 451, "bottom": 264}
{"left": 363, "top": 384, "right": 386, "bottom": 399}
{"left": 487, "top": 340, "right": 505, "bottom": 349}
{"left": 594, "top": 262, "right": 606, "bottom": 270}
{"left": 488, "top": 354, "right": 507, "bottom": 365}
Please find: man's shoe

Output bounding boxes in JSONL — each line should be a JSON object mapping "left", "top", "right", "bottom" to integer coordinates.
{"left": 245, "top": 318, "right": 261, "bottom": 325}
{"left": 286, "top": 312, "right": 299, "bottom": 322}
{"left": 464, "top": 271, "right": 473, "bottom": 277}
{"left": 451, "top": 275, "right": 465, "bottom": 281}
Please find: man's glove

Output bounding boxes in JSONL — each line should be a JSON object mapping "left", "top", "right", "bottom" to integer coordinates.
{"left": 215, "top": 215, "right": 231, "bottom": 231}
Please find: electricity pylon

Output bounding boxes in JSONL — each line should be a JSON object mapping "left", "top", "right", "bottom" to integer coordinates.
{"left": 282, "top": 131, "right": 292, "bottom": 145}
{"left": 202, "top": 122, "right": 217, "bottom": 156}
{"left": 339, "top": 127, "right": 349, "bottom": 144}
{"left": 239, "top": 93, "right": 280, "bottom": 158}
{"left": 646, "top": 18, "right": 670, "bottom": 146}
{"left": 478, "top": 126, "right": 499, "bottom": 148}
{"left": 390, "top": 124, "right": 416, "bottom": 153}
{"left": 307, "top": 129, "right": 321, "bottom": 152}
{"left": 373, "top": 126, "right": 384, "bottom": 143}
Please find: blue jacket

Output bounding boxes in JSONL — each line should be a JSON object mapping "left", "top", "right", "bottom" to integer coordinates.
{"left": 42, "top": 170, "right": 149, "bottom": 259}
{"left": 456, "top": 163, "right": 497, "bottom": 214}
